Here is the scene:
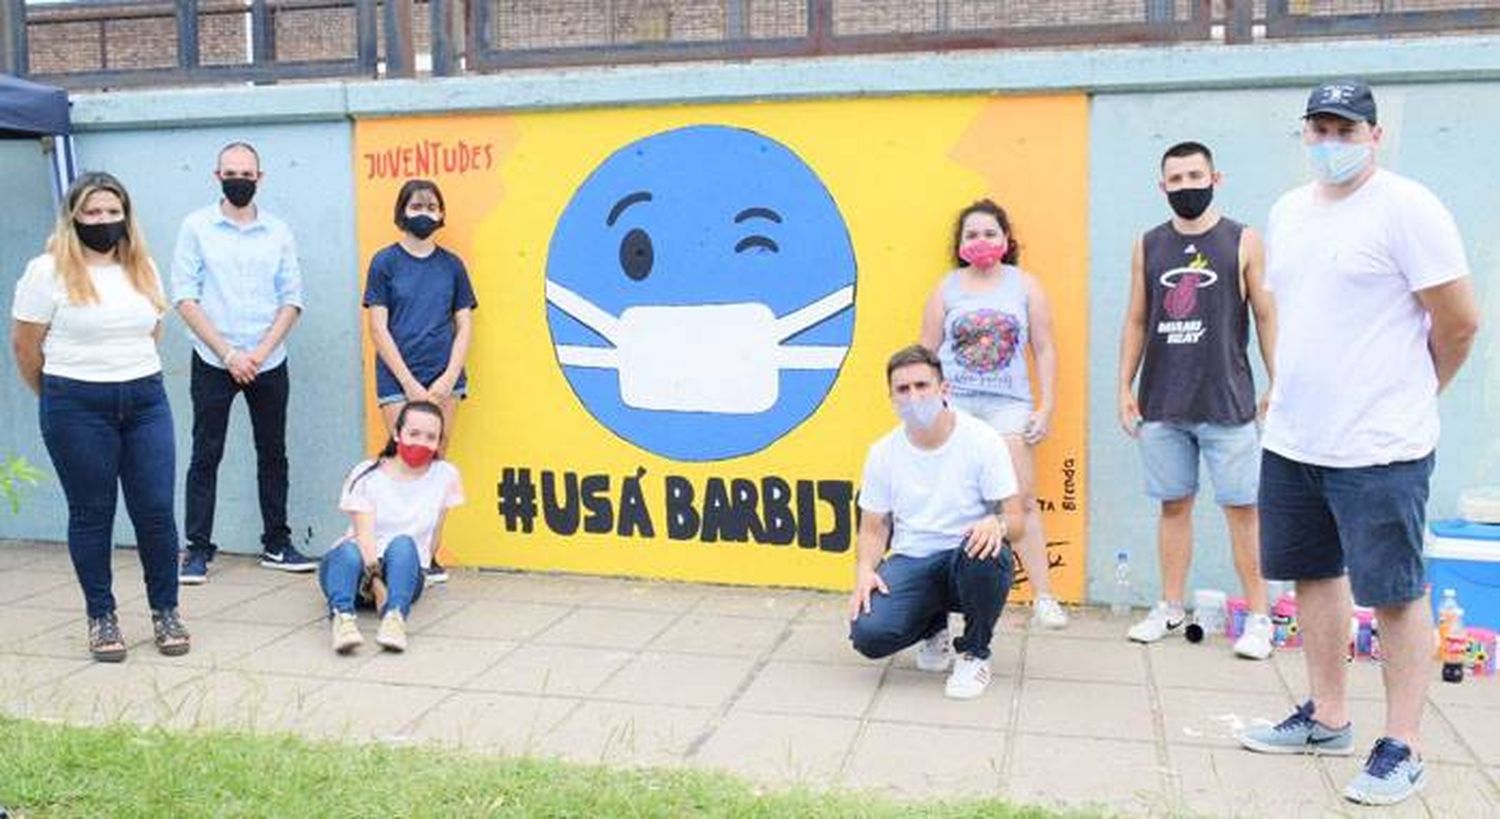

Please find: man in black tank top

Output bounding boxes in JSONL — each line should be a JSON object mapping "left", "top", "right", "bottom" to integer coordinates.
{"left": 1117, "top": 141, "right": 1278, "bottom": 659}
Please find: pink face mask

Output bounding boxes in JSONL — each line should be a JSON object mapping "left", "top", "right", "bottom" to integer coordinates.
{"left": 959, "top": 239, "right": 1008, "bottom": 269}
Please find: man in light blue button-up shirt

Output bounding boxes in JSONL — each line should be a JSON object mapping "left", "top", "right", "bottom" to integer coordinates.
{"left": 171, "top": 142, "right": 313, "bottom": 582}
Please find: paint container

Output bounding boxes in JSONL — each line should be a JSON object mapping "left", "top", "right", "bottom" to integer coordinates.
{"left": 1467, "top": 627, "right": 1497, "bottom": 677}
{"left": 1226, "top": 597, "right": 1249, "bottom": 639}
{"left": 1191, "top": 589, "right": 1229, "bottom": 636}
{"left": 1271, "top": 594, "right": 1301, "bottom": 648}
{"left": 1352, "top": 608, "right": 1376, "bottom": 659}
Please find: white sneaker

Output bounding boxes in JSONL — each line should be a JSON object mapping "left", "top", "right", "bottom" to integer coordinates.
{"left": 330, "top": 612, "right": 363, "bottom": 654}
{"left": 915, "top": 628, "right": 954, "bottom": 672}
{"left": 1128, "top": 601, "right": 1185, "bottom": 643}
{"left": 1031, "top": 595, "right": 1070, "bottom": 629}
{"left": 944, "top": 653, "right": 992, "bottom": 699}
{"left": 1234, "top": 613, "right": 1275, "bottom": 660}
{"left": 375, "top": 610, "right": 408, "bottom": 652}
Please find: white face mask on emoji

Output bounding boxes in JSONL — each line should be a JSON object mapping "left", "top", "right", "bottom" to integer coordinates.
{"left": 547, "top": 280, "right": 854, "bottom": 414}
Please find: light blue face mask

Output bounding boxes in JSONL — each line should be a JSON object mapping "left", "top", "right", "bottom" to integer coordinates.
{"left": 897, "top": 394, "right": 944, "bottom": 430}
{"left": 1306, "top": 140, "right": 1372, "bottom": 185}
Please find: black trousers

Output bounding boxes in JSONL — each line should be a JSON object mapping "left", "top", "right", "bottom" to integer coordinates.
{"left": 184, "top": 352, "right": 291, "bottom": 556}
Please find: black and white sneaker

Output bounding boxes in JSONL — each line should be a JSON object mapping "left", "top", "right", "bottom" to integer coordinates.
{"left": 1128, "top": 601, "right": 1185, "bottom": 643}
{"left": 260, "top": 545, "right": 317, "bottom": 573}
{"left": 425, "top": 557, "right": 449, "bottom": 585}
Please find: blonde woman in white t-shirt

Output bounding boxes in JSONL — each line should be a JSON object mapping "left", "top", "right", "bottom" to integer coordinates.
{"left": 9, "top": 171, "right": 189, "bottom": 662}
{"left": 320, "top": 400, "right": 464, "bottom": 653}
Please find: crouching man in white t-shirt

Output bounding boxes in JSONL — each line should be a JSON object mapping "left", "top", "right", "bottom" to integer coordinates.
{"left": 849, "top": 344, "right": 1026, "bottom": 699}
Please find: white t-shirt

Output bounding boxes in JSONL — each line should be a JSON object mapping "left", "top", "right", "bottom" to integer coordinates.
{"left": 10, "top": 253, "right": 164, "bottom": 382}
{"left": 858, "top": 410, "right": 1019, "bottom": 558}
{"left": 337, "top": 459, "right": 465, "bottom": 568}
{"left": 1262, "top": 169, "right": 1469, "bottom": 467}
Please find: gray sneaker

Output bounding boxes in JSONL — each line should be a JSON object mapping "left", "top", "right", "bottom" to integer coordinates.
{"left": 1343, "top": 737, "right": 1426, "bottom": 805}
{"left": 1238, "top": 700, "right": 1354, "bottom": 756}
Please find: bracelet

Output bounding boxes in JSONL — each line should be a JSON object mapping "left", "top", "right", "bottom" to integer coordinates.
{"left": 222, "top": 348, "right": 239, "bottom": 367}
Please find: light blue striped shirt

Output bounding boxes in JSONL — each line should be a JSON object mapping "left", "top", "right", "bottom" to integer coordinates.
{"left": 170, "top": 203, "right": 304, "bottom": 370}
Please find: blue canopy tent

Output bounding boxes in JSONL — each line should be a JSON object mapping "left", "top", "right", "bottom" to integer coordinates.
{"left": 0, "top": 73, "right": 76, "bottom": 206}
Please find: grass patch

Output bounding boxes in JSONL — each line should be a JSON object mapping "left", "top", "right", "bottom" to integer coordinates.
{"left": 0, "top": 717, "right": 1082, "bottom": 818}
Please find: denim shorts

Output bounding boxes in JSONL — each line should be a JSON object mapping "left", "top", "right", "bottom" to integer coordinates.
{"left": 377, "top": 386, "right": 467, "bottom": 407}
{"left": 1258, "top": 449, "right": 1433, "bottom": 608}
{"left": 949, "top": 392, "right": 1031, "bottom": 436}
{"left": 1138, "top": 420, "right": 1260, "bottom": 506}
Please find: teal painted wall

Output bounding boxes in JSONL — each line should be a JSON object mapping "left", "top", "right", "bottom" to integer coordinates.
{"left": 1087, "top": 85, "right": 1499, "bottom": 605}
{"left": 0, "top": 123, "right": 364, "bottom": 555}
{"left": 0, "top": 137, "right": 61, "bottom": 528}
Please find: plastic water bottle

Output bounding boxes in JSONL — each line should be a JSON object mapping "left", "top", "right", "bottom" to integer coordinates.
{"left": 1437, "top": 588, "right": 1461, "bottom": 658}
{"left": 1441, "top": 606, "right": 1468, "bottom": 684}
{"left": 1438, "top": 588, "right": 1461, "bottom": 629}
{"left": 1111, "top": 551, "right": 1132, "bottom": 617}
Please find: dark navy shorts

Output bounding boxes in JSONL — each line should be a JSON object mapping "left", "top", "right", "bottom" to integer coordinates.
{"left": 1258, "top": 449, "right": 1433, "bottom": 609}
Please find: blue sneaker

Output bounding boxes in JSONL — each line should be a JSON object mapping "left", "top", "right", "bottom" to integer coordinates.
{"left": 260, "top": 546, "right": 317, "bottom": 573}
{"left": 179, "top": 551, "right": 209, "bottom": 585}
{"left": 1238, "top": 700, "right": 1354, "bottom": 756}
{"left": 1343, "top": 737, "right": 1426, "bottom": 805}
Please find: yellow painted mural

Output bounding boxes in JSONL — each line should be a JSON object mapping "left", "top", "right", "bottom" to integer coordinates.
{"left": 352, "top": 95, "right": 1090, "bottom": 599}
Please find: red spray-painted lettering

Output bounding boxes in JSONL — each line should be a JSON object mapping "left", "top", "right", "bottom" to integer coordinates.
{"left": 363, "top": 140, "right": 495, "bottom": 179}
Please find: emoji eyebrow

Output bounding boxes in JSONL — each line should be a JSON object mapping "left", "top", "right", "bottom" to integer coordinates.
{"left": 733, "top": 207, "right": 782, "bottom": 224}
{"left": 607, "top": 191, "right": 652, "bottom": 226}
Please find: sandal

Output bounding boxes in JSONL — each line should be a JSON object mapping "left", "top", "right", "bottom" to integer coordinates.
{"left": 88, "top": 612, "right": 127, "bottom": 662}
{"left": 151, "top": 608, "right": 191, "bottom": 656}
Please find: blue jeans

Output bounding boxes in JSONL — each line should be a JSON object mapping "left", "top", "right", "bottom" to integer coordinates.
{"left": 185, "top": 353, "right": 291, "bottom": 556}
{"left": 39, "top": 374, "right": 179, "bottom": 619}
{"left": 850, "top": 546, "right": 1014, "bottom": 661}
{"left": 318, "top": 537, "right": 423, "bottom": 617}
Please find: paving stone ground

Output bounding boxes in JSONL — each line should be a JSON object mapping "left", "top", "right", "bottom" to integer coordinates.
{"left": 3, "top": 540, "right": 1498, "bottom": 817}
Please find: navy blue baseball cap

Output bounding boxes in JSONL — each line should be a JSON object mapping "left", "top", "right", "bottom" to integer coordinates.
{"left": 1304, "top": 80, "right": 1377, "bottom": 125}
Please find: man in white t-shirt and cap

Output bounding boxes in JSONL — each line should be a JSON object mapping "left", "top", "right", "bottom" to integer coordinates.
{"left": 849, "top": 344, "right": 1026, "bottom": 699}
{"left": 1236, "top": 80, "right": 1479, "bottom": 806}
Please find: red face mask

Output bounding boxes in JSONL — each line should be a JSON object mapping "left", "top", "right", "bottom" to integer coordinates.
{"left": 396, "top": 441, "right": 436, "bottom": 469}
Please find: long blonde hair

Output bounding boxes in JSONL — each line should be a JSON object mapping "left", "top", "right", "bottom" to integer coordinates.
{"left": 45, "top": 171, "right": 165, "bottom": 312}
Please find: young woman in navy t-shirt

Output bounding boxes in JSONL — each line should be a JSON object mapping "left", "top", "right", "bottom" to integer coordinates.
{"left": 363, "top": 179, "right": 477, "bottom": 581}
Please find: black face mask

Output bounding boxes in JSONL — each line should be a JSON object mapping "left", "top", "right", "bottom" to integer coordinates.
{"left": 221, "top": 177, "right": 258, "bottom": 208}
{"left": 1167, "top": 185, "right": 1214, "bottom": 220}
{"left": 75, "top": 220, "right": 128, "bottom": 253}
{"left": 402, "top": 214, "right": 442, "bottom": 240}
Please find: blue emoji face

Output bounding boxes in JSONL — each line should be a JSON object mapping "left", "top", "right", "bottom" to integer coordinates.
{"left": 545, "top": 125, "right": 857, "bottom": 462}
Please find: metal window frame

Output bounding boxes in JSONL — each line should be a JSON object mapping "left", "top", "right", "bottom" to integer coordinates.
{"left": 1264, "top": 1, "right": 1500, "bottom": 40}
{"left": 9, "top": 1, "right": 1500, "bottom": 90}
{"left": 13, "top": 0, "right": 379, "bottom": 89}
{"left": 464, "top": 1, "right": 1215, "bottom": 73}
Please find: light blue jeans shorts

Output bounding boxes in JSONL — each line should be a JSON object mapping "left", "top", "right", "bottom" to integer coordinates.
{"left": 949, "top": 392, "right": 1032, "bottom": 436}
{"left": 1138, "top": 420, "right": 1260, "bottom": 506}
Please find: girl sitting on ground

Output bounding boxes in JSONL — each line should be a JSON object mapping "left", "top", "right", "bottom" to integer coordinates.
{"left": 319, "top": 400, "right": 463, "bottom": 653}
